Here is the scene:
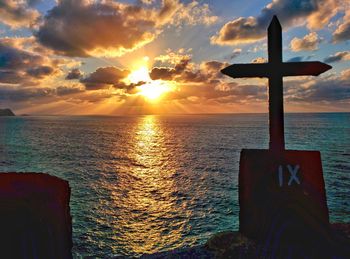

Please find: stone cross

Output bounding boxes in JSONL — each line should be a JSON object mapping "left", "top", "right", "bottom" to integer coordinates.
{"left": 221, "top": 16, "right": 334, "bottom": 256}
{"left": 221, "top": 15, "right": 331, "bottom": 151}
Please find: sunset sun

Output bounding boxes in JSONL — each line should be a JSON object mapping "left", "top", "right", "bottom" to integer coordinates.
{"left": 127, "top": 62, "right": 174, "bottom": 101}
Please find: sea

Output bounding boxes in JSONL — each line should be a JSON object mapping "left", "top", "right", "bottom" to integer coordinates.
{"left": 0, "top": 113, "right": 349, "bottom": 258}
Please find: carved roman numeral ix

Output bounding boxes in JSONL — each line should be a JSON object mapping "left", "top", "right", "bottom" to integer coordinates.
{"left": 278, "top": 165, "right": 300, "bottom": 187}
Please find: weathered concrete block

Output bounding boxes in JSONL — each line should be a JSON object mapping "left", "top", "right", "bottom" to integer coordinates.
{"left": 0, "top": 173, "right": 72, "bottom": 259}
{"left": 239, "top": 149, "right": 330, "bottom": 253}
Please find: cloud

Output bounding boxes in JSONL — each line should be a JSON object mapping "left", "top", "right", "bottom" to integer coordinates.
{"left": 0, "top": 38, "right": 42, "bottom": 70}
{"left": 166, "top": 81, "right": 266, "bottom": 103}
{"left": 35, "top": 0, "right": 217, "bottom": 57}
{"left": 0, "top": 37, "right": 60, "bottom": 86}
{"left": 154, "top": 48, "right": 192, "bottom": 65}
{"left": 333, "top": 10, "right": 350, "bottom": 42}
{"left": 290, "top": 32, "right": 321, "bottom": 51}
{"left": 324, "top": 51, "right": 350, "bottom": 63}
{"left": 150, "top": 57, "right": 191, "bottom": 81}
{"left": 285, "top": 69, "right": 350, "bottom": 103}
{"left": 0, "top": 0, "right": 40, "bottom": 28}
{"left": 0, "top": 86, "right": 54, "bottom": 102}
{"left": 35, "top": 1, "right": 157, "bottom": 57}
{"left": 66, "top": 68, "right": 83, "bottom": 80}
{"left": 340, "top": 68, "right": 350, "bottom": 80}
{"left": 149, "top": 51, "right": 267, "bottom": 103}
{"left": 287, "top": 56, "right": 304, "bottom": 62}
{"left": 140, "top": 0, "right": 155, "bottom": 4}
{"left": 151, "top": 49, "right": 229, "bottom": 82}
{"left": 56, "top": 85, "right": 85, "bottom": 96}
{"left": 80, "top": 66, "right": 144, "bottom": 93}
{"left": 80, "top": 67, "right": 130, "bottom": 90}
{"left": 170, "top": 1, "right": 218, "bottom": 26}
{"left": 150, "top": 52, "right": 230, "bottom": 84}
{"left": 252, "top": 57, "right": 267, "bottom": 63}
{"left": 0, "top": 83, "right": 87, "bottom": 105}
{"left": 211, "top": 0, "right": 340, "bottom": 45}
{"left": 200, "top": 60, "right": 229, "bottom": 80}
{"left": 27, "top": 66, "right": 55, "bottom": 79}
{"left": 230, "top": 48, "right": 242, "bottom": 59}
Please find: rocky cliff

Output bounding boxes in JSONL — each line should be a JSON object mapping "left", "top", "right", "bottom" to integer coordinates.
{"left": 0, "top": 109, "right": 15, "bottom": 116}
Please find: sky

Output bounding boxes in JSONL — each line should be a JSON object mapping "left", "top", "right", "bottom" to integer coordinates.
{"left": 0, "top": 0, "right": 349, "bottom": 115}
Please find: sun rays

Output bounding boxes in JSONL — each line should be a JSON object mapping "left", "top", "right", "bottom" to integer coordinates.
{"left": 126, "top": 57, "right": 175, "bottom": 102}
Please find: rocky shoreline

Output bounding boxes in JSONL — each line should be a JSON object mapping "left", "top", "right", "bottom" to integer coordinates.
{"left": 122, "top": 223, "right": 350, "bottom": 259}
{"left": 0, "top": 108, "right": 15, "bottom": 116}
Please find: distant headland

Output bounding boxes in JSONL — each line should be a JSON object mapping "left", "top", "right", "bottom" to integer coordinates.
{"left": 0, "top": 109, "right": 15, "bottom": 116}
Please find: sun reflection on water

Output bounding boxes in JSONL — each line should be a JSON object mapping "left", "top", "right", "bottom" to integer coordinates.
{"left": 110, "top": 116, "right": 190, "bottom": 255}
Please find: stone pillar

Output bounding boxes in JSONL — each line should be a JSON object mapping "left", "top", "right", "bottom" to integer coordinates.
{"left": 0, "top": 173, "right": 72, "bottom": 259}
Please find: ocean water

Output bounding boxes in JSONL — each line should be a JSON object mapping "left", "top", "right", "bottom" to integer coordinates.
{"left": 0, "top": 113, "right": 349, "bottom": 257}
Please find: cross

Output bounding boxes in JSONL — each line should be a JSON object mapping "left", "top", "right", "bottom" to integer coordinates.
{"left": 221, "top": 15, "right": 332, "bottom": 152}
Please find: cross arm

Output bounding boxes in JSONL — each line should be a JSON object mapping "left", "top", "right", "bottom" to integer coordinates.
{"left": 221, "top": 61, "right": 332, "bottom": 79}
{"left": 281, "top": 62, "right": 332, "bottom": 77}
{"left": 221, "top": 63, "right": 271, "bottom": 78}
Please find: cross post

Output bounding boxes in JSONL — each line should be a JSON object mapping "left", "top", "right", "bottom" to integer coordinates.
{"left": 221, "top": 15, "right": 332, "bottom": 152}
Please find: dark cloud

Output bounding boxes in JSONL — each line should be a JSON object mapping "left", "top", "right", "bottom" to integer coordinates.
{"left": 66, "top": 68, "right": 83, "bottom": 80}
{"left": 0, "top": 40, "right": 42, "bottom": 70}
{"left": 324, "top": 51, "right": 350, "bottom": 63}
{"left": 81, "top": 66, "right": 130, "bottom": 90}
{"left": 0, "top": 38, "right": 59, "bottom": 85}
{"left": 0, "top": 82, "right": 94, "bottom": 105}
{"left": 211, "top": 0, "right": 339, "bottom": 45}
{"left": 27, "top": 66, "right": 54, "bottom": 78}
{"left": 0, "top": 86, "right": 54, "bottom": 102}
{"left": 287, "top": 56, "right": 304, "bottom": 62}
{"left": 150, "top": 58, "right": 228, "bottom": 83}
{"left": 305, "top": 82, "right": 350, "bottom": 102}
{"left": 35, "top": 1, "right": 159, "bottom": 57}
{"left": 200, "top": 61, "right": 229, "bottom": 80}
{"left": 285, "top": 71, "right": 350, "bottom": 103}
{"left": 0, "top": 0, "right": 40, "bottom": 28}
{"left": 150, "top": 58, "right": 190, "bottom": 81}
{"left": 0, "top": 71, "right": 24, "bottom": 84}
{"left": 28, "top": 0, "right": 41, "bottom": 6}
{"left": 150, "top": 67, "right": 178, "bottom": 81}
{"left": 80, "top": 66, "right": 144, "bottom": 93}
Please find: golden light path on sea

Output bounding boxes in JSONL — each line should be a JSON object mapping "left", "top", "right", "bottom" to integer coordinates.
{"left": 105, "top": 116, "right": 192, "bottom": 255}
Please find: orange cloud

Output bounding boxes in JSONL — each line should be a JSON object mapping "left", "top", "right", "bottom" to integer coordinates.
{"left": 333, "top": 10, "right": 350, "bottom": 43}
{"left": 251, "top": 57, "right": 267, "bottom": 63}
{"left": 0, "top": 0, "right": 40, "bottom": 29}
{"left": 35, "top": 0, "right": 217, "bottom": 57}
{"left": 290, "top": 32, "right": 321, "bottom": 52}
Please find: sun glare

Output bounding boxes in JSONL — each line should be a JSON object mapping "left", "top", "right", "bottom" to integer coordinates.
{"left": 128, "top": 66, "right": 150, "bottom": 83}
{"left": 126, "top": 60, "right": 174, "bottom": 101}
{"left": 138, "top": 81, "right": 172, "bottom": 101}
